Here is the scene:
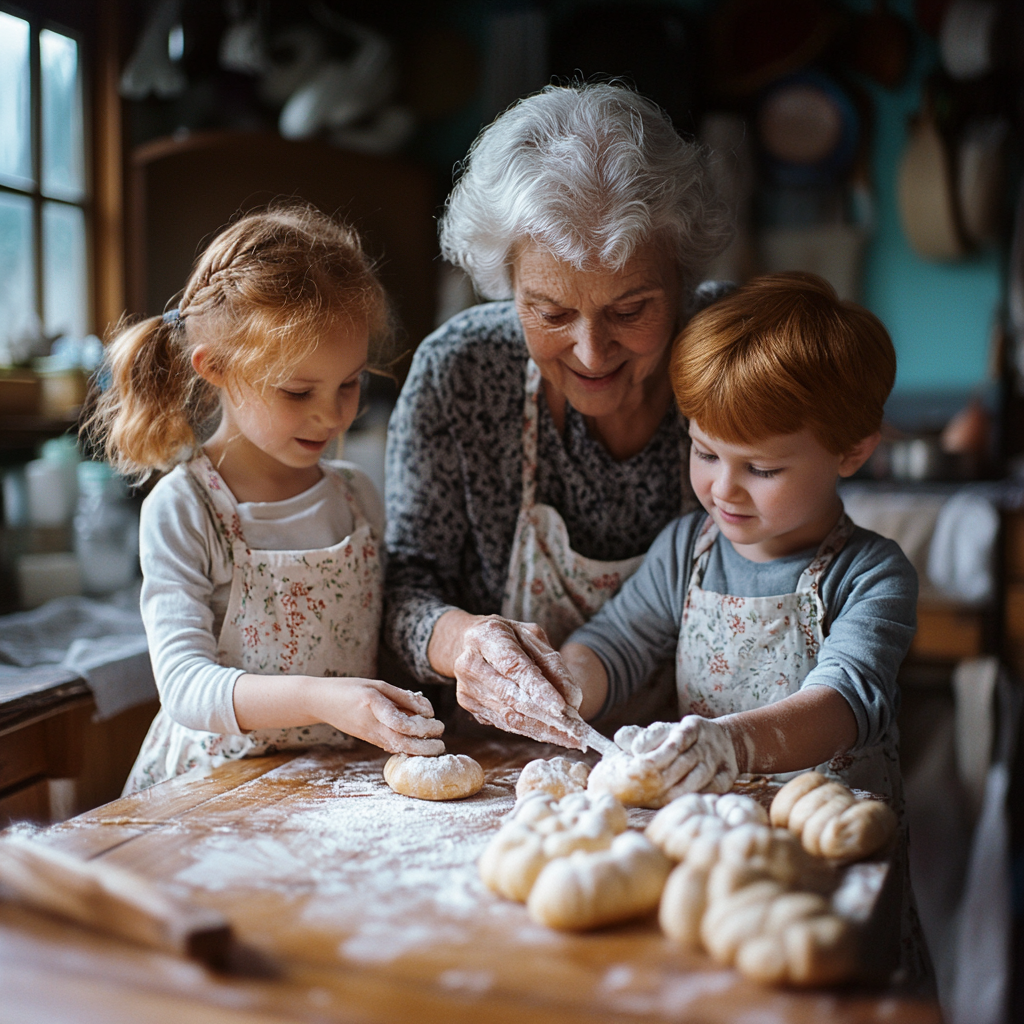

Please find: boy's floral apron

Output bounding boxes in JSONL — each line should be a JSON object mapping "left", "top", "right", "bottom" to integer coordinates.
{"left": 677, "top": 512, "right": 932, "bottom": 986}
{"left": 125, "top": 455, "right": 381, "bottom": 794}
{"left": 501, "top": 359, "right": 689, "bottom": 725}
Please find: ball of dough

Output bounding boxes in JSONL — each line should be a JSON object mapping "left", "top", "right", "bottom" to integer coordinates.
{"left": 587, "top": 750, "right": 668, "bottom": 808}
{"left": 384, "top": 752, "right": 484, "bottom": 801}
{"left": 646, "top": 792, "right": 768, "bottom": 860}
{"left": 817, "top": 800, "right": 897, "bottom": 861}
{"left": 516, "top": 756, "right": 591, "bottom": 801}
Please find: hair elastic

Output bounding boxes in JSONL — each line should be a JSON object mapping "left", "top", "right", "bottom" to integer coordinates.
{"left": 162, "top": 307, "right": 181, "bottom": 325}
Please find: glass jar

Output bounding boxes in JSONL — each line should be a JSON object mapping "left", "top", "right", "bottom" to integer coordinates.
{"left": 73, "top": 461, "right": 139, "bottom": 595}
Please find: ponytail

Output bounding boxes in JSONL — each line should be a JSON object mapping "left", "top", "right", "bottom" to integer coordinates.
{"left": 81, "top": 312, "right": 216, "bottom": 480}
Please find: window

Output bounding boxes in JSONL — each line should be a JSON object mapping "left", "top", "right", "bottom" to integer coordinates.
{"left": 0, "top": 6, "right": 88, "bottom": 363}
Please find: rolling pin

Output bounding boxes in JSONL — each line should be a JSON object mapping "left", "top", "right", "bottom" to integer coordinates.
{"left": 0, "top": 836, "right": 232, "bottom": 965}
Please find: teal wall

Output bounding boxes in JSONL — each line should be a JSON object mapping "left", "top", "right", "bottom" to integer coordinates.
{"left": 854, "top": 4, "right": 1005, "bottom": 398}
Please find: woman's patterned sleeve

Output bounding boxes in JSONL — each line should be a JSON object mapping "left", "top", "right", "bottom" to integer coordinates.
{"left": 383, "top": 341, "right": 468, "bottom": 684}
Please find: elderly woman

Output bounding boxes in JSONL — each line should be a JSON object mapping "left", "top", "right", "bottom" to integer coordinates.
{"left": 384, "top": 83, "right": 732, "bottom": 748}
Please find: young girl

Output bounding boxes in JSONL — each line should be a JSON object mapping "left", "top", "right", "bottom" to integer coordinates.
{"left": 86, "top": 203, "right": 444, "bottom": 792}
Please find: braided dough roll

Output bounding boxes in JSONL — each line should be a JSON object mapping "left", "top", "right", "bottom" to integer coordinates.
{"left": 515, "top": 756, "right": 591, "bottom": 801}
{"left": 770, "top": 772, "right": 897, "bottom": 861}
{"left": 646, "top": 793, "right": 768, "bottom": 861}
{"left": 478, "top": 791, "right": 627, "bottom": 902}
{"left": 384, "top": 752, "right": 484, "bottom": 801}
{"left": 527, "top": 831, "right": 671, "bottom": 930}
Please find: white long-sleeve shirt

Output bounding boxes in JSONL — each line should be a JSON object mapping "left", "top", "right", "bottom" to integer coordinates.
{"left": 139, "top": 461, "right": 384, "bottom": 734}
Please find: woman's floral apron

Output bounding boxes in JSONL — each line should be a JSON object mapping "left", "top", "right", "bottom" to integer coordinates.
{"left": 677, "top": 512, "right": 932, "bottom": 986}
{"left": 501, "top": 358, "right": 687, "bottom": 726}
{"left": 125, "top": 455, "right": 382, "bottom": 793}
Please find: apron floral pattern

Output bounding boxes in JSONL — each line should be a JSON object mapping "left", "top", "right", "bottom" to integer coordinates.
{"left": 676, "top": 512, "right": 932, "bottom": 985}
{"left": 125, "top": 455, "right": 382, "bottom": 793}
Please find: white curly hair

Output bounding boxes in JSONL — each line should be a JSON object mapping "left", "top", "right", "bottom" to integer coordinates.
{"left": 439, "top": 82, "right": 733, "bottom": 302}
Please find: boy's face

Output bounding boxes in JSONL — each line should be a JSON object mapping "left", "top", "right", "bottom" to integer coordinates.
{"left": 688, "top": 422, "right": 870, "bottom": 562}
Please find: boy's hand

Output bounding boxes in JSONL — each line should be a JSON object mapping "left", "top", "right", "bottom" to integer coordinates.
{"left": 639, "top": 715, "right": 739, "bottom": 796}
{"left": 325, "top": 679, "right": 446, "bottom": 756}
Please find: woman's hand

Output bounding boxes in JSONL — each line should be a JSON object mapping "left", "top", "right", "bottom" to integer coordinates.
{"left": 448, "top": 615, "right": 587, "bottom": 748}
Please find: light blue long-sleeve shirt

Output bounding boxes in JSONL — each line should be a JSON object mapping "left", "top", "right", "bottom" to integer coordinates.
{"left": 567, "top": 510, "right": 918, "bottom": 751}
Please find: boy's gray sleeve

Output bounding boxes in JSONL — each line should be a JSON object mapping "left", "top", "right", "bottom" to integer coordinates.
{"left": 566, "top": 517, "right": 696, "bottom": 713}
{"left": 804, "top": 536, "right": 918, "bottom": 749}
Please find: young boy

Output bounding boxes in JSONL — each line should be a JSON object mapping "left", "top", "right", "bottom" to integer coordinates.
{"left": 561, "top": 272, "right": 915, "bottom": 806}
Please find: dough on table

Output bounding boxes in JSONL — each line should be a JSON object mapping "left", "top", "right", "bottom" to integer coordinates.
{"left": 515, "top": 756, "right": 591, "bottom": 801}
{"left": 479, "top": 790, "right": 627, "bottom": 902}
{"left": 383, "top": 752, "right": 484, "bottom": 801}
{"left": 658, "top": 819, "right": 853, "bottom": 986}
{"left": 769, "top": 772, "right": 897, "bottom": 861}
{"left": 526, "top": 831, "right": 671, "bottom": 931}
{"left": 646, "top": 792, "right": 768, "bottom": 860}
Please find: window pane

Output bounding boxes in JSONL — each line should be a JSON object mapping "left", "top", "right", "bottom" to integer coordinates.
{"left": 0, "top": 192, "right": 36, "bottom": 362}
{"left": 0, "top": 12, "right": 32, "bottom": 186}
{"left": 43, "top": 201, "right": 87, "bottom": 338}
{"left": 41, "top": 29, "right": 85, "bottom": 200}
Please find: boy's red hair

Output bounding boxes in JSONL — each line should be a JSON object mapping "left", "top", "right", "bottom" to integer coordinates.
{"left": 671, "top": 272, "right": 895, "bottom": 454}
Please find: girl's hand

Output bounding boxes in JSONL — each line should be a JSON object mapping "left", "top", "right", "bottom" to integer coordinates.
{"left": 319, "top": 679, "right": 446, "bottom": 756}
{"left": 452, "top": 616, "right": 587, "bottom": 749}
{"left": 638, "top": 715, "right": 740, "bottom": 796}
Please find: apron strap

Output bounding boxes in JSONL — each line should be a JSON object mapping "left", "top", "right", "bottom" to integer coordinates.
{"left": 795, "top": 512, "right": 855, "bottom": 595}
{"left": 187, "top": 455, "right": 250, "bottom": 565}
{"left": 687, "top": 514, "right": 718, "bottom": 591}
{"left": 520, "top": 358, "right": 543, "bottom": 510}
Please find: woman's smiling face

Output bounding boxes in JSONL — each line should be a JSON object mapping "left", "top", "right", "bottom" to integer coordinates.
{"left": 511, "top": 241, "right": 681, "bottom": 422}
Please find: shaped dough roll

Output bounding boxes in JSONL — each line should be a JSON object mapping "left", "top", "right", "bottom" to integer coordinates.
{"left": 527, "top": 831, "right": 671, "bottom": 930}
{"left": 516, "top": 757, "right": 591, "bottom": 801}
{"left": 478, "top": 791, "right": 627, "bottom": 902}
{"left": 647, "top": 793, "right": 768, "bottom": 861}
{"left": 769, "top": 772, "right": 897, "bottom": 861}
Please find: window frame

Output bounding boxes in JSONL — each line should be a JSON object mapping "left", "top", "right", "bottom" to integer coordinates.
{"left": 0, "top": 0, "right": 92, "bottom": 341}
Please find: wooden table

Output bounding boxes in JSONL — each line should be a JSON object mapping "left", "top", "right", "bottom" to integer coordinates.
{"left": 0, "top": 736, "right": 942, "bottom": 1024}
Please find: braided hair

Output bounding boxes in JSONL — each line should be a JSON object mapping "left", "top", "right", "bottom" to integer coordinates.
{"left": 83, "top": 203, "right": 392, "bottom": 479}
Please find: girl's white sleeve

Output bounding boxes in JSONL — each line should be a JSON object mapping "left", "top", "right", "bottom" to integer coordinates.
{"left": 138, "top": 472, "right": 244, "bottom": 734}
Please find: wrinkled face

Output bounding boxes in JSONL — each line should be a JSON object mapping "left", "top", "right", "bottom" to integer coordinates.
{"left": 511, "top": 241, "right": 681, "bottom": 420}
{"left": 688, "top": 421, "right": 860, "bottom": 562}
{"left": 218, "top": 320, "right": 368, "bottom": 475}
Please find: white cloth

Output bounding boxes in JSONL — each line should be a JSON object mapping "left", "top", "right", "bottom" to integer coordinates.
{"left": 126, "top": 456, "right": 383, "bottom": 792}
{"left": 928, "top": 491, "right": 999, "bottom": 605}
{"left": 138, "top": 459, "right": 383, "bottom": 735}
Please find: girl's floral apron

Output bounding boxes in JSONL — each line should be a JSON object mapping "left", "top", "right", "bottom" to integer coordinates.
{"left": 501, "top": 358, "right": 688, "bottom": 726}
{"left": 677, "top": 512, "right": 932, "bottom": 985}
{"left": 125, "top": 455, "right": 382, "bottom": 793}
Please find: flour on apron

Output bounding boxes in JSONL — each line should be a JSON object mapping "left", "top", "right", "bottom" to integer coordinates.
{"left": 500, "top": 358, "right": 687, "bottom": 726}
{"left": 126, "top": 455, "right": 382, "bottom": 793}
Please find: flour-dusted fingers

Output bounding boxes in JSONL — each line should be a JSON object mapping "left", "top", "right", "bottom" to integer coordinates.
{"left": 454, "top": 621, "right": 587, "bottom": 748}
{"left": 374, "top": 683, "right": 437, "bottom": 719}
{"left": 517, "top": 623, "right": 584, "bottom": 711}
{"left": 455, "top": 649, "right": 584, "bottom": 748}
{"left": 368, "top": 692, "right": 446, "bottom": 755}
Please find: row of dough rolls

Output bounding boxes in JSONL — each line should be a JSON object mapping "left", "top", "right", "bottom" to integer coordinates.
{"left": 482, "top": 755, "right": 899, "bottom": 988}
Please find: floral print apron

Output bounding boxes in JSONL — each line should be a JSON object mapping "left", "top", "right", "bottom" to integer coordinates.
{"left": 125, "top": 455, "right": 382, "bottom": 793}
{"left": 676, "top": 511, "right": 900, "bottom": 800}
{"left": 676, "top": 512, "right": 932, "bottom": 985}
{"left": 501, "top": 358, "right": 685, "bottom": 726}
